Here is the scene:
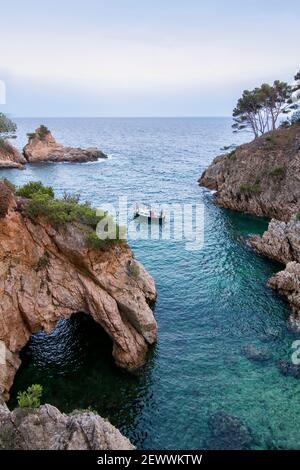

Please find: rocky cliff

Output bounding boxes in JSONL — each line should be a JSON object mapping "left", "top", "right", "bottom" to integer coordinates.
{"left": 199, "top": 124, "right": 300, "bottom": 318}
{"left": 0, "top": 404, "right": 134, "bottom": 450}
{"left": 251, "top": 217, "right": 300, "bottom": 319}
{"left": 23, "top": 126, "right": 107, "bottom": 163}
{"left": 0, "top": 140, "right": 26, "bottom": 169}
{"left": 0, "top": 182, "right": 157, "bottom": 400}
{"left": 199, "top": 125, "right": 300, "bottom": 221}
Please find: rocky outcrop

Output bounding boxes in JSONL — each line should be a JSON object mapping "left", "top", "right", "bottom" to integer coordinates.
{"left": 250, "top": 218, "right": 300, "bottom": 316}
{"left": 23, "top": 126, "right": 107, "bottom": 163}
{"left": 0, "top": 404, "right": 134, "bottom": 450}
{"left": 199, "top": 124, "right": 300, "bottom": 318}
{"left": 251, "top": 217, "right": 300, "bottom": 265}
{"left": 199, "top": 125, "right": 300, "bottom": 221}
{"left": 207, "top": 411, "right": 253, "bottom": 450}
{"left": 0, "top": 140, "right": 26, "bottom": 169}
{"left": 0, "top": 183, "right": 157, "bottom": 400}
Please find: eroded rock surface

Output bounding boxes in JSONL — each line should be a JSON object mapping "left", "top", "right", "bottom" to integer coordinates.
{"left": 0, "top": 404, "right": 134, "bottom": 450}
{"left": 0, "top": 184, "right": 157, "bottom": 400}
{"left": 23, "top": 127, "right": 107, "bottom": 163}
{"left": 199, "top": 125, "right": 300, "bottom": 221}
{"left": 250, "top": 218, "right": 300, "bottom": 316}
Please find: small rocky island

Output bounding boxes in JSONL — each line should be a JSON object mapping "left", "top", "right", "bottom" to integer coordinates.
{"left": 0, "top": 123, "right": 107, "bottom": 169}
{"left": 199, "top": 123, "right": 300, "bottom": 320}
{"left": 23, "top": 125, "right": 107, "bottom": 163}
{"left": 0, "top": 180, "right": 157, "bottom": 401}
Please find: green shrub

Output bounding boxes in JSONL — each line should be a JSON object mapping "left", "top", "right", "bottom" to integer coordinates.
{"left": 17, "top": 384, "right": 43, "bottom": 409}
{"left": 36, "top": 125, "right": 50, "bottom": 140}
{"left": 239, "top": 183, "right": 261, "bottom": 195}
{"left": 16, "top": 181, "right": 54, "bottom": 199}
{"left": 26, "top": 132, "right": 36, "bottom": 140}
{"left": 17, "top": 182, "right": 125, "bottom": 249}
{"left": 265, "top": 135, "right": 277, "bottom": 145}
{"left": 269, "top": 165, "right": 286, "bottom": 177}
{"left": 85, "top": 219, "right": 125, "bottom": 249}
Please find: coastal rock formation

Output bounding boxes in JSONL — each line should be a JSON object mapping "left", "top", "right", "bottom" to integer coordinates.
{"left": 0, "top": 182, "right": 157, "bottom": 400}
{"left": 251, "top": 218, "right": 300, "bottom": 316}
{"left": 0, "top": 140, "right": 26, "bottom": 169}
{"left": 0, "top": 404, "right": 134, "bottom": 450}
{"left": 23, "top": 126, "right": 107, "bottom": 163}
{"left": 199, "top": 124, "right": 300, "bottom": 318}
{"left": 241, "top": 344, "right": 272, "bottom": 363}
{"left": 199, "top": 125, "right": 300, "bottom": 221}
{"left": 251, "top": 218, "right": 300, "bottom": 265}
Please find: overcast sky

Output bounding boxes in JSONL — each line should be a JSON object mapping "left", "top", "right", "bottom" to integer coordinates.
{"left": 1, "top": 0, "right": 299, "bottom": 117}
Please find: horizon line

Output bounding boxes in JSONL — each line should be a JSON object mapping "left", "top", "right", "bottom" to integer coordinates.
{"left": 12, "top": 115, "right": 233, "bottom": 119}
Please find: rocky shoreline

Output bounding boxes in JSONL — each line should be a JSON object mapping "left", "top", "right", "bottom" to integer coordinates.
{"left": 0, "top": 126, "right": 107, "bottom": 168}
{"left": 0, "top": 403, "right": 134, "bottom": 450}
{"left": 0, "top": 181, "right": 157, "bottom": 401}
{"left": 199, "top": 123, "right": 300, "bottom": 319}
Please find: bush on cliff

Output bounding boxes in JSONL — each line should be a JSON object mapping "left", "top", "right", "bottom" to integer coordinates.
{"left": 17, "top": 182, "right": 124, "bottom": 247}
{"left": 16, "top": 181, "right": 54, "bottom": 199}
{"left": 17, "top": 384, "right": 43, "bottom": 409}
{"left": 239, "top": 183, "right": 261, "bottom": 195}
{"left": 269, "top": 165, "right": 286, "bottom": 178}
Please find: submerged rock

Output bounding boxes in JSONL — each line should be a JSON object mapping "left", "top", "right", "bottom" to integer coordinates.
{"left": 0, "top": 140, "right": 26, "bottom": 169}
{"left": 241, "top": 344, "right": 272, "bottom": 363}
{"left": 23, "top": 126, "right": 107, "bottom": 163}
{"left": 277, "top": 360, "right": 300, "bottom": 379}
{"left": 0, "top": 404, "right": 134, "bottom": 450}
{"left": 207, "top": 411, "right": 253, "bottom": 450}
{"left": 0, "top": 182, "right": 157, "bottom": 400}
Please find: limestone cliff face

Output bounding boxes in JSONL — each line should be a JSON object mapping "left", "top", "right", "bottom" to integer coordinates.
{"left": 199, "top": 125, "right": 300, "bottom": 221}
{"left": 23, "top": 127, "right": 107, "bottom": 163}
{"left": 199, "top": 124, "right": 300, "bottom": 319}
{"left": 0, "top": 140, "right": 26, "bottom": 169}
{"left": 0, "top": 404, "right": 134, "bottom": 450}
{"left": 0, "top": 184, "right": 157, "bottom": 400}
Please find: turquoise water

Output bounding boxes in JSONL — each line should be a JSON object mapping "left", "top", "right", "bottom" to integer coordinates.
{"left": 4, "top": 118, "right": 300, "bottom": 449}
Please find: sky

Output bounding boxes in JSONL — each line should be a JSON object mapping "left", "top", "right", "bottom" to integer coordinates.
{"left": 1, "top": 0, "right": 299, "bottom": 117}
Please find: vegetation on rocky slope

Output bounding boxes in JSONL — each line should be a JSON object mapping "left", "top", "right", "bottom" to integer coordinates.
{"left": 6, "top": 180, "right": 125, "bottom": 249}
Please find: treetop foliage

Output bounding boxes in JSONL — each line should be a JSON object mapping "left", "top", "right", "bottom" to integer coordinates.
{"left": 233, "top": 71, "right": 299, "bottom": 137}
{"left": 0, "top": 113, "right": 17, "bottom": 138}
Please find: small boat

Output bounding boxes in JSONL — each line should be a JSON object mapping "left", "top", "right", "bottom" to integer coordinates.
{"left": 134, "top": 204, "right": 166, "bottom": 223}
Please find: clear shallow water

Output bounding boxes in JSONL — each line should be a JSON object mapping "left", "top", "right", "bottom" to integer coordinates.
{"left": 4, "top": 117, "right": 300, "bottom": 449}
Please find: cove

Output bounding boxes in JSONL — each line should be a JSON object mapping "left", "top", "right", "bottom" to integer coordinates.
{"left": 4, "top": 117, "right": 300, "bottom": 450}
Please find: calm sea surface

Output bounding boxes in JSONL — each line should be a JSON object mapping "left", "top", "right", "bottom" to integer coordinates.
{"left": 3, "top": 117, "right": 300, "bottom": 449}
